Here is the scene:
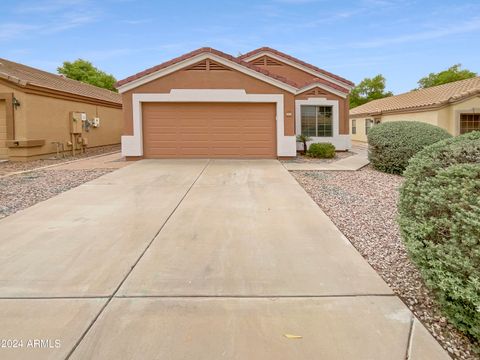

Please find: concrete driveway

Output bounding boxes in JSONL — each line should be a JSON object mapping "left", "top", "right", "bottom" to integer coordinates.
{"left": 0, "top": 160, "right": 449, "bottom": 359}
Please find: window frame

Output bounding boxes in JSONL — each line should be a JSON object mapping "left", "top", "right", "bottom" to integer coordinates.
{"left": 460, "top": 113, "right": 480, "bottom": 134}
{"left": 300, "top": 105, "right": 333, "bottom": 137}
{"left": 351, "top": 119, "right": 357, "bottom": 134}
{"left": 365, "top": 118, "right": 373, "bottom": 135}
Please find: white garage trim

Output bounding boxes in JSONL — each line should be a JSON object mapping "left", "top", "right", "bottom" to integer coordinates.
{"left": 295, "top": 98, "right": 351, "bottom": 151}
{"left": 121, "top": 89, "right": 297, "bottom": 157}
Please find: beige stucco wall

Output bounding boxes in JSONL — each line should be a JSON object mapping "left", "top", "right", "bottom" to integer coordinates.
{"left": 0, "top": 80, "right": 122, "bottom": 160}
{"left": 0, "top": 82, "right": 28, "bottom": 140}
{"left": 350, "top": 117, "right": 368, "bottom": 142}
{"left": 0, "top": 100, "right": 6, "bottom": 159}
{"left": 350, "top": 95, "right": 480, "bottom": 142}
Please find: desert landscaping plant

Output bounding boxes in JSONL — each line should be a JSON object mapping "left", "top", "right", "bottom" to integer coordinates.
{"left": 307, "top": 143, "right": 336, "bottom": 158}
{"left": 368, "top": 121, "right": 452, "bottom": 174}
{"left": 398, "top": 131, "right": 480, "bottom": 344}
{"left": 296, "top": 134, "right": 312, "bottom": 155}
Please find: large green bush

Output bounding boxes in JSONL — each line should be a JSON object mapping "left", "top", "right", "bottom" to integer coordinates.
{"left": 368, "top": 121, "right": 452, "bottom": 174}
{"left": 399, "top": 131, "right": 480, "bottom": 342}
{"left": 308, "top": 143, "right": 336, "bottom": 158}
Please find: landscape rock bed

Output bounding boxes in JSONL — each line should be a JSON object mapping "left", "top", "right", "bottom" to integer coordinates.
{"left": 0, "top": 144, "right": 120, "bottom": 176}
{"left": 292, "top": 166, "right": 479, "bottom": 360}
{"left": 0, "top": 169, "right": 114, "bottom": 219}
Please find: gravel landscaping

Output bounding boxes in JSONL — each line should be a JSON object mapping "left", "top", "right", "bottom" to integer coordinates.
{"left": 0, "top": 169, "right": 114, "bottom": 219}
{"left": 0, "top": 144, "right": 120, "bottom": 176}
{"left": 292, "top": 166, "right": 479, "bottom": 360}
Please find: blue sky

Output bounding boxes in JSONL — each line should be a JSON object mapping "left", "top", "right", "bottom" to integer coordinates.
{"left": 1, "top": 0, "right": 479, "bottom": 93}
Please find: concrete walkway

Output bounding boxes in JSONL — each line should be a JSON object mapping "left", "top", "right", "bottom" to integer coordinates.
{"left": 283, "top": 144, "right": 370, "bottom": 171}
{"left": 0, "top": 160, "right": 449, "bottom": 359}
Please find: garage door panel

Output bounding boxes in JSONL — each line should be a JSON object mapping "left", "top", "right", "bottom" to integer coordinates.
{"left": 143, "top": 102, "right": 276, "bottom": 158}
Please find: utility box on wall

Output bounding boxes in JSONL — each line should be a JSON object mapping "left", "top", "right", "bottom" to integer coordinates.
{"left": 70, "top": 111, "right": 85, "bottom": 134}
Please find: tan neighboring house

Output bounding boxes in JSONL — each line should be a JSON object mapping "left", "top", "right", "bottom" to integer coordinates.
{"left": 116, "top": 47, "right": 354, "bottom": 159}
{"left": 349, "top": 77, "right": 480, "bottom": 142}
{"left": 0, "top": 58, "right": 122, "bottom": 160}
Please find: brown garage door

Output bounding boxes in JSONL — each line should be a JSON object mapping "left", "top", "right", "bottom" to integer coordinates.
{"left": 142, "top": 102, "right": 276, "bottom": 158}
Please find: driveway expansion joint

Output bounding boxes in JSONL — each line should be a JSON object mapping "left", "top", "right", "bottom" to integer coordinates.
{"left": 64, "top": 159, "right": 211, "bottom": 360}
{"left": 113, "top": 294, "right": 397, "bottom": 299}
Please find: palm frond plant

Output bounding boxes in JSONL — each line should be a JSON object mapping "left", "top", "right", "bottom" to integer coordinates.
{"left": 296, "top": 134, "right": 312, "bottom": 155}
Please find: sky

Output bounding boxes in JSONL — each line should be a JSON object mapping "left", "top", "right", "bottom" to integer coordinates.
{"left": 1, "top": 0, "right": 479, "bottom": 94}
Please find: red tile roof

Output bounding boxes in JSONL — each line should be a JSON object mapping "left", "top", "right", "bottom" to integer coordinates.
{"left": 238, "top": 47, "right": 354, "bottom": 87}
{"left": 116, "top": 47, "right": 300, "bottom": 89}
{"left": 350, "top": 77, "right": 480, "bottom": 116}
{"left": 0, "top": 58, "right": 121, "bottom": 104}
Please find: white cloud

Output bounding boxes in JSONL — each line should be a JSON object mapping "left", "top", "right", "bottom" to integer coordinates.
{"left": 272, "top": 0, "right": 320, "bottom": 3}
{"left": 1, "top": 0, "right": 101, "bottom": 42}
{"left": 353, "top": 18, "right": 480, "bottom": 48}
{"left": 122, "top": 19, "right": 151, "bottom": 25}
{"left": 41, "top": 14, "right": 98, "bottom": 34}
{"left": 0, "top": 23, "right": 39, "bottom": 41}
{"left": 14, "top": 0, "right": 90, "bottom": 14}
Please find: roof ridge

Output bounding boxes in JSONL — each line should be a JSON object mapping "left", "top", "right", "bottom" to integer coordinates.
{"left": 350, "top": 76, "right": 480, "bottom": 116}
{"left": 238, "top": 47, "right": 354, "bottom": 87}
{"left": 115, "top": 47, "right": 301, "bottom": 89}
{"left": 0, "top": 57, "right": 121, "bottom": 99}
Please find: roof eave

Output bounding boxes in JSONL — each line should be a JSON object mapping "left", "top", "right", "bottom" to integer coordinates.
{"left": 349, "top": 91, "right": 480, "bottom": 118}
{"left": 116, "top": 51, "right": 299, "bottom": 94}
{"left": 297, "top": 82, "right": 349, "bottom": 98}
{"left": 239, "top": 49, "right": 355, "bottom": 89}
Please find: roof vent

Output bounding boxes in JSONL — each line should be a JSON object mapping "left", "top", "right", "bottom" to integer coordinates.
{"left": 208, "top": 60, "right": 230, "bottom": 71}
{"left": 251, "top": 57, "right": 266, "bottom": 66}
{"left": 265, "top": 57, "right": 282, "bottom": 66}
{"left": 186, "top": 59, "right": 231, "bottom": 71}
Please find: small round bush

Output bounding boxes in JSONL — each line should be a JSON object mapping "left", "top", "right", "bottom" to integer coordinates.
{"left": 308, "top": 143, "right": 335, "bottom": 158}
{"left": 368, "top": 121, "right": 452, "bottom": 174}
{"left": 399, "top": 131, "right": 480, "bottom": 342}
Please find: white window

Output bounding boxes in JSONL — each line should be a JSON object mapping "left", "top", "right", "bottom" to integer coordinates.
{"left": 352, "top": 119, "right": 357, "bottom": 134}
{"left": 301, "top": 105, "right": 333, "bottom": 137}
{"left": 365, "top": 118, "right": 373, "bottom": 134}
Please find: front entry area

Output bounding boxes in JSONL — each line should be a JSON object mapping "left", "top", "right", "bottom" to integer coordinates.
{"left": 142, "top": 102, "right": 277, "bottom": 158}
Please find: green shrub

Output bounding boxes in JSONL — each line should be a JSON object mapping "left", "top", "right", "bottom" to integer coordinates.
{"left": 307, "top": 143, "right": 336, "bottom": 158}
{"left": 367, "top": 121, "right": 452, "bottom": 174}
{"left": 398, "top": 131, "right": 480, "bottom": 342}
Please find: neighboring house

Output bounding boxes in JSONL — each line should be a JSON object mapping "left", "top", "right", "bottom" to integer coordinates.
{"left": 350, "top": 77, "right": 480, "bottom": 142}
{"left": 0, "top": 58, "right": 122, "bottom": 160}
{"left": 117, "top": 47, "right": 354, "bottom": 159}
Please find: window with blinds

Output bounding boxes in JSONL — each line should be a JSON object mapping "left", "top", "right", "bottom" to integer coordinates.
{"left": 301, "top": 105, "right": 333, "bottom": 137}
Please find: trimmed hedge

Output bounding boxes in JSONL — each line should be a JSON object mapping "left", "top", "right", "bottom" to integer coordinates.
{"left": 398, "top": 131, "right": 480, "bottom": 342}
{"left": 308, "top": 143, "right": 336, "bottom": 158}
{"left": 367, "top": 121, "right": 452, "bottom": 174}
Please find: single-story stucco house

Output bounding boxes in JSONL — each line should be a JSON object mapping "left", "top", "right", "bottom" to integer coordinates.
{"left": 0, "top": 58, "right": 122, "bottom": 160}
{"left": 349, "top": 76, "right": 480, "bottom": 142}
{"left": 116, "top": 47, "right": 354, "bottom": 159}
